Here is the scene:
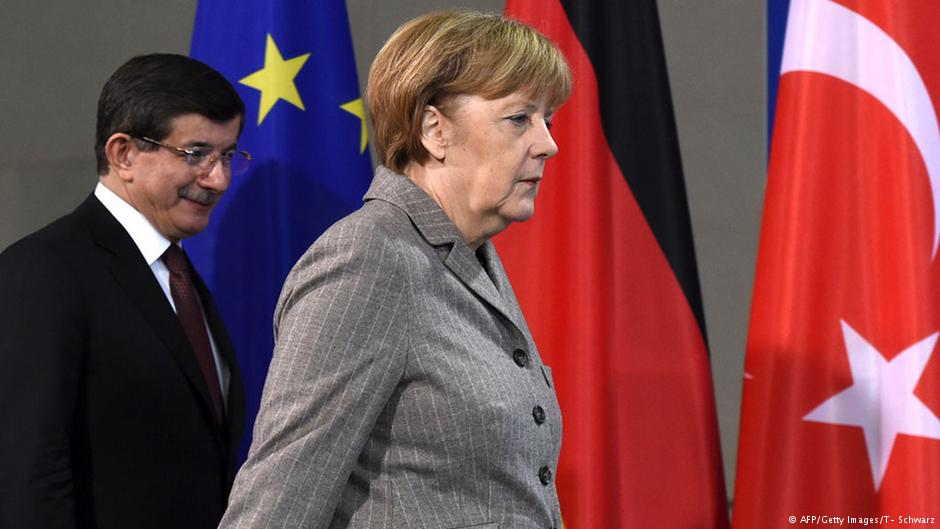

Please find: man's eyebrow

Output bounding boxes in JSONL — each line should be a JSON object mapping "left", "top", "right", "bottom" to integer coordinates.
{"left": 186, "top": 140, "right": 239, "bottom": 151}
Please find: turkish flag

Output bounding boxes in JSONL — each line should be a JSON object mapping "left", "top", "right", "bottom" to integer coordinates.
{"left": 496, "top": 1, "right": 728, "bottom": 527}
{"left": 734, "top": 1, "right": 940, "bottom": 526}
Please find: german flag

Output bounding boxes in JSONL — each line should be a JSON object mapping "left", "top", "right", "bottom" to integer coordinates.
{"left": 495, "top": 1, "right": 729, "bottom": 527}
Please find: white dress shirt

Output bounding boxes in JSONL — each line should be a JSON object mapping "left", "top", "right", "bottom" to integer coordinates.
{"left": 94, "top": 183, "right": 230, "bottom": 405}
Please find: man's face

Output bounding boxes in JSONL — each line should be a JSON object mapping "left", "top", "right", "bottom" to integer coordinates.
{"left": 123, "top": 113, "right": 241, "bottom": 242}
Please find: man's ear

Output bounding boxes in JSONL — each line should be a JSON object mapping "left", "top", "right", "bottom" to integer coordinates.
{"left": 419, "top": 105, "right": 447, "bottom": 162}
{"left": 104, "top": 133, "right": 137, "bottom": 182}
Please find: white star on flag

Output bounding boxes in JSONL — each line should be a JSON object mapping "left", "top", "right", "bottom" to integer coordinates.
{"left": 804, "top": 320, "right": 940, "bottom": 491}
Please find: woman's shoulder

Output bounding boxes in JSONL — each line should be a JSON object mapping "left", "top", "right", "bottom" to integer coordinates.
{"left": 315, "top": 199, "right": 428, "bottom": 254}
{"left": 330, "top": 198, "right": 411, "bottom": 235}
{"left": 288, "top": 199, "right": 434, "bottom": 279}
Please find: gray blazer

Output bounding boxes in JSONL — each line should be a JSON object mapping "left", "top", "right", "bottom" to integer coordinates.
{"left": 220, "top": 167, "right": 563, "bottom": 529}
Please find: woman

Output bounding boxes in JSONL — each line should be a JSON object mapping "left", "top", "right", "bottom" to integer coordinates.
{"left": 221, "top": 10, "right": 571, "bottom": 529}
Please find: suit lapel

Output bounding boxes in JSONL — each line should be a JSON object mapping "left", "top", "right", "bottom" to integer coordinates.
{"left": 192, "top": 270, "right": 246, "bottom": 461}
{"left": 363, "top": 167, "right": 524, "bottom": 332}
{"left": 440, "top": 241, "right": 513, "bottom": 321}
{"left": 77, "top": 195, "right": 228, "bottom": 438}
{"left": 475, "top": 241, "right": 532, "bottom": 337}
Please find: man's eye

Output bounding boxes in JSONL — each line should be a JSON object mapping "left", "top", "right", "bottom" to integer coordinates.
{"left": 187, "top": 150, "right": 209, "bottom": 163}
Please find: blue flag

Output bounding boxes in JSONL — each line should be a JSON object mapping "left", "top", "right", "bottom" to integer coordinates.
{"left": 189, "top": 0, "right": 372, "bottom": 459}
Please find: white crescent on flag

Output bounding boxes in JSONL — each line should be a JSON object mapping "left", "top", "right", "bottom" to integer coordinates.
{"left": 781, "top": 0, "right": 940, "bottom": 260}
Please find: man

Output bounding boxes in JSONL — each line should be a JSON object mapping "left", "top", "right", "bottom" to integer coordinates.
{"left": 0, "top": 54, "right": 248, "bottom": 529}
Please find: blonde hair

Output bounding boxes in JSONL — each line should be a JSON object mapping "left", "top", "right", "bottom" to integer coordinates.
{"left": 366, "top": 10, "right": 572, "bottom": 173}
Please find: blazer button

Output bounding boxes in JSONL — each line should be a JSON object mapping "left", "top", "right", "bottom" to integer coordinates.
{"left": 513, "top": 348, "right": 529, "bottom": 367}
{"left": 538, "top": 465, "right": 553, "bottom": 486}
{"left": 532, "top": 405, "right": 546, "bottom": 425}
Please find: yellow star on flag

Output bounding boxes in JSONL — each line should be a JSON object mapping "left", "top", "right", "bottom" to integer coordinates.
{"left": 340, "top": 98, "right": 368, "bottom": 154}
{"left": 239, "top": 34, "right": 310, "bottom": 125}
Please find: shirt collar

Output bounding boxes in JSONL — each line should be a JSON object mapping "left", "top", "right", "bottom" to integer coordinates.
{"left": 94, "top": 182, "right": 172, "bottom": 266}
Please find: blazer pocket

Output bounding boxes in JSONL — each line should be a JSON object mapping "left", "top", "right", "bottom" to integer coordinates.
{"left": 540, "top": 364, "right": 555, "bottom": 388}
{"left": 447, "top": 523, "right": 498, "bottom": 529}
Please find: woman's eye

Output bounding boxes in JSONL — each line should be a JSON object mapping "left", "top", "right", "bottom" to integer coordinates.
{"left": 508, "top": 114, "right": 530, "bottom": 126}
{"left": 544, "top": 118, "right": 554, "bottom": 129}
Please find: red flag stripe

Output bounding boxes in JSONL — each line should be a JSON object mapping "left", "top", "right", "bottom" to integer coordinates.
{"left": 734, "top": 1, "right": 940, "bottom": 526}
{"left": 498, "top": 1, "right": 728, "bottom": 527}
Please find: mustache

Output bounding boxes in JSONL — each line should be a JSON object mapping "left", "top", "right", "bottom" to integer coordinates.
{"left": 178, "top": 184, "right": 221, "bottom": 206}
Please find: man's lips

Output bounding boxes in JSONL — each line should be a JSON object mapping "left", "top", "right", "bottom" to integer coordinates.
{"left": 519, "top": 176, "right": 543, "bottom": 184}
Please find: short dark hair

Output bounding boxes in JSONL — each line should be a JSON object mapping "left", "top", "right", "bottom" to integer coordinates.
{"left": 95, "top": 53, "right": 245, "bottom": 175}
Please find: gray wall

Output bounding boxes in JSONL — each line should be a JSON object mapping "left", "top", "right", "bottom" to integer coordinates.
{"left": 0, "top": 0, "right": 763, "bottom": 500}
{"left": 658, "top": 1, "right": 764, "bottom": 499}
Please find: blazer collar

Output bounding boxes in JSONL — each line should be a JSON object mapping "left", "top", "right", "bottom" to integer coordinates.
{"left": 363, "top": 165, "right": 462, "bottom": 246}
{"left": 363, "top": 166, "right": 524, "bottom": 331}
{"left": 93, "top": 182, "right": 170, "bottom": 266}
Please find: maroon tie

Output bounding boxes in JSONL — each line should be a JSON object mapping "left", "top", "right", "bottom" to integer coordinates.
{"left": 162, "top": 244, "right": 224, "bottom": 421}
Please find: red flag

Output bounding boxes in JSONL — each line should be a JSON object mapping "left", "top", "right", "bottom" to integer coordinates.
{"left": 497, "top": 1, "right": 729, "bottom": 527}
{"left": 734, "top": 1, "right": 940, "bottom": 526}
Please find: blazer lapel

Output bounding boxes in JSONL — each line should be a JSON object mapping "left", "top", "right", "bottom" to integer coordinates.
{"left": 77, "top": 195, "right": 226, "bottom": 435}
{"left": 192, "top": 270, "right": 246, "bottom": 460}
{"left": 475, "top": 240, "right": 532, "bottom": 337}
{"left": 440, "top": 241, "right": 512, "bottom": 320}
{"left": 363, "top": 167, "right": 523, "bottom": 331}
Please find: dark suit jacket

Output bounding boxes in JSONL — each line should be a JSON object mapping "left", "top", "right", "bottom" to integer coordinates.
{"left": 0, "top": 194, "right": 246, "bottom": 529}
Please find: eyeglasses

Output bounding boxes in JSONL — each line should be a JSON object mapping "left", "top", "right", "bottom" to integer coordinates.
{"left": 129, "top": 134, "right": 252, "bottom": 176}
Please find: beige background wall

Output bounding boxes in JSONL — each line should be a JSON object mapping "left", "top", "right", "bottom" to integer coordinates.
{"left": 0, "top": 0, "right": 764, "bottom": 500}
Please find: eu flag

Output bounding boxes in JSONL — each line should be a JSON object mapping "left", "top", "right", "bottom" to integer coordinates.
{"left": 188, "top": 0, "right": 372, "bottom": 459}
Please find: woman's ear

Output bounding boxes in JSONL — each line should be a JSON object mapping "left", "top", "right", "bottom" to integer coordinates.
{"left": 419, "top": 105, "right": 447, "bottom": 162}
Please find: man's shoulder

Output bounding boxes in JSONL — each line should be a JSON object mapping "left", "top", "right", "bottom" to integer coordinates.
{"left": 0, "top": 222, "right": 83, "bottom": 307}
{"left": 2, "top": 208, "right": 88, "bottom": 258}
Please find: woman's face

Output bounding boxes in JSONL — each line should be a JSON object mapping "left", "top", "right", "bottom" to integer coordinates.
{"left": 437, "top": 91, "right": 559, "bottom": 235}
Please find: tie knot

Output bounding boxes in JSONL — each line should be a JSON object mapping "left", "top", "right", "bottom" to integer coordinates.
{"left": 162, "top": 244, "right": 189, "bottom": 275}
